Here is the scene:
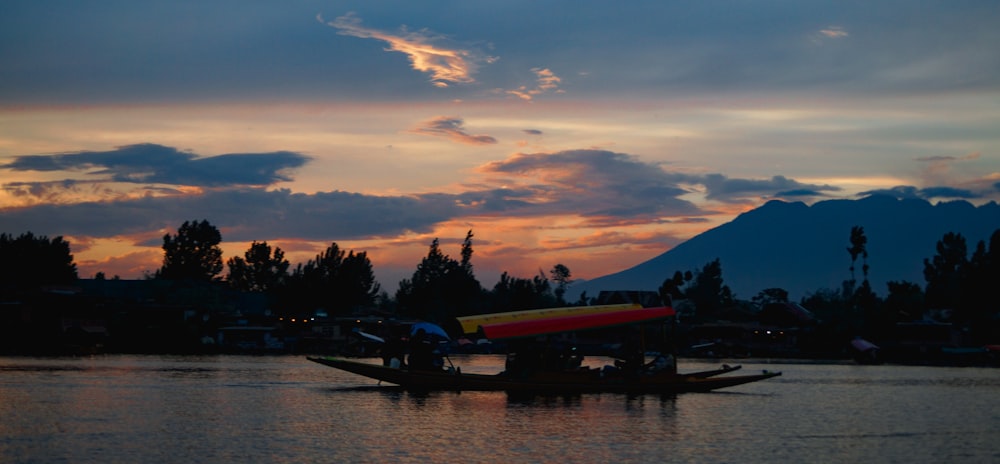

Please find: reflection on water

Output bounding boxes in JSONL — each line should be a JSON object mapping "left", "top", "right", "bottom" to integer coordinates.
{"left": 1, "top": 355, "right": 998, "bottom": 463}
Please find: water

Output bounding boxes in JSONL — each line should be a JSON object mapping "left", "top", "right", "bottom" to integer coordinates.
{"left": 2, "top": 355, "right": 998, "bottom": 463}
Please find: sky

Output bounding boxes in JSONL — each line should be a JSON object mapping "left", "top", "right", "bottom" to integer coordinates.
{"left": 2, "top": 1, "right": 999, "bottom": 291}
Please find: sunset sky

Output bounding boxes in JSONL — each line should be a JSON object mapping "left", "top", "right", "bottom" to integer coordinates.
{"left": 2, "top": 1, "right": 998, "bottom": 290}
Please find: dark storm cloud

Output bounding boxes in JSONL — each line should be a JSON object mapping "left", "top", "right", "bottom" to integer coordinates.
{"left": 1, "top": 144, "right": 310, "bottom": 188}
{"left": 522, "top": 129, "right": 543, "bottom": 136}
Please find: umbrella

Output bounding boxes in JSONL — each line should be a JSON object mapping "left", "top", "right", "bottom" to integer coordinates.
{"left": 410, "top": 322, "right": 450, "bottom": 340}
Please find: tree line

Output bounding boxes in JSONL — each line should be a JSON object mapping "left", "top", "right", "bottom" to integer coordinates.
{"left": 656, "top": 225, "right": 1000, "bottom": 345}
{"left": 3, "top": 220, "right": 998, "bottom": 341}
{"left": 0, "top": 221, "right": 574, "bottom": 323}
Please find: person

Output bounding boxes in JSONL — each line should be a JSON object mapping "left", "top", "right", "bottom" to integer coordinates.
{"left": 381, "top": 327, "right": 407, "bottom": 368}
{"left": 645, "top": 353, "right": 676, "bottom": 374}
{"left": 614, "top": 338, "right": 645, "bottom": 376}
{"left": 407, "top": 328, "right": 436, "bottom": 370}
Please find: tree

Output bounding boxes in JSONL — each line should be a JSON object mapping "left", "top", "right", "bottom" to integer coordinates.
{"left": 396, "top": 234, "right": 482, "bottom": 321}
{"left": 684, "top": 259, "right": 733, "bottom": 320}
{"left": 923, "top": 232, "right": 967, "bottom": 311}
{"left": 847, "top": 225, "right": 869, "bottom": 288}
{"left": 226, "top": 241, "right": 289, "bottom": 293}
{"left": 156, "top": 220, "right": 224, "bottom": 281}
{"left": 957, "top": 229, "right": 1000, "bottom": 329}
{"left": 884, "top": 280, "right": 924, "bottom": 322}
{"left": 490, "top": 271, "right": 554, "bottom": 312}
{"left": 285, "top": 243, "right": 380, "bottom": 316}
{"left": 549, "top": 264, "right": 573, "bottom": 305}
{"left": 0, "top": 232, "right": 78, "bottom": 290}
{"left": 335, "top": 250, "right": 381, "bottom": 312}
{"left": 752, "top": 288, "right": 789, "bottom": 307}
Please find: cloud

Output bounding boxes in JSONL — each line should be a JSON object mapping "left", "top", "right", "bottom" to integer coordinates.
{"left": 858, "top": 185, "right": 981, "bottom": 200}
{"left": 699, "top": 174, "right": 841, "bottom": 202}
{"left": 478, "top": 149, "right": 701, "bottom": 221}
{"left": 505, "top": 68, "right": 564, "bottom": 101}
{"left": 1, "top": 144, "right": 310, "bottom": 190}
{"left": 916, "top": 151, "right": 983, "bottom": 185}
{"left": 819, "top": 26, "right": 848, "bottom": 39}
{"left": 522, "top": 129, "right": 543, "bottom": 135}
{"left": 920, "top": 186, "right": 980, "bottom": 199}
{"left": 5, "top": 141, "right": 988, "bottom": 272}
{"left": 0, "top": 188, "right": 462, "bottom": 242}
{"left": 916, "top": 152, "right": 981, "bottom": 163}
{"left": 409, "top": 116, "right": 498, "bottom": 145}
{"left": 475, "top": 149, "right": 848, "bottom": 221}
{"left": 321, "top": 12, "right": 495, "bottom": 88}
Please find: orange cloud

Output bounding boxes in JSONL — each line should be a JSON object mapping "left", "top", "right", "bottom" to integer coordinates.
{"left": 322, "top": 12, "right": 494, "bottom": 87}
{"left": 506, "top": 68, "right": 564, "bottom": 101}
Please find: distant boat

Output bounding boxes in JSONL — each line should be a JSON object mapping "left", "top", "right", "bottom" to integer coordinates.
{"left": 850, "top": 338, "right": 881, "bottom": 365}
{"left": 309, "top": 305, "right": 781, "bottom": 394}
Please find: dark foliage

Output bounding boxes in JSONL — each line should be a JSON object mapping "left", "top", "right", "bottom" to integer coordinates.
{"left": 155, "top": 220, "right": 224, "bottom": 282}
{"left": 282, "top": 242, "right": 380, "bottom": 317}
{"left": 0, "top": 232, "right": 77, "bottom": 292}
{"left": 490, "top": 271, "right": 555, "bottom": 313}
{"left": 226, "top": 241, "right": 289, "bottom": 293}
{"left": 395, "top": 231, "right": 483, "bottom": 322}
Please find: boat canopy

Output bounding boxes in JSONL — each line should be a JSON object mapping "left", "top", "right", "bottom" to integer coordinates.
{"left": 455, "top": 303, "right": 640, "bottom": 335}
{"left": 480, "top": 306, "right": 675, "bottom": 341}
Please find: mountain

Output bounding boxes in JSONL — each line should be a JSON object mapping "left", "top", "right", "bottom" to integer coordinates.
{"left": 569, "top": 195, "right": 1000, "bottom": 301}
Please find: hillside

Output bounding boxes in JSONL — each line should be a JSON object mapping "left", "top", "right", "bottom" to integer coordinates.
{"left": 570, "top": 195, "right": 1000, "bottom": 301}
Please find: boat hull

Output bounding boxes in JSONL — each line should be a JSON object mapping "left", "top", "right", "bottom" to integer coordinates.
{"left": 307, "top": 357, "right": 780, "bottom": 394}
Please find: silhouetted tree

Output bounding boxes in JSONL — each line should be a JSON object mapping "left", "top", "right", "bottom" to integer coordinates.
{"left": 923, "top": 232, "right": 967, "bottom": 311}
{"left": 0, "top": 232, "right": 78, "bottom": 290}
{"left": 752, "top": 288, "right": 789, "bottom": 307}
{"left": 684, "top": 259, "right": 733, "bottom": 320}
{"left": 549, "top": 264, "right": 573, "bottom": 305}
{"left": 156, "top": 220, "right": 223, "bottom": 282}
{"left": 847, "top": 225, "right": 869, "bottom": 289}
{"left": 285, "top": 243, "right": 380, "bottom": 316}
{"left": 884, "top": 280, "right": 924, "bottom": 322}
{"left": 956, "top": 229, "right": 1000, "bottom": 331}
{"left": 490, "top": 271, "right": 554, "bottom": 312}
{"left": 335, "top": 250, "right": 381, "bottom": 312}
{"left": 226, "top": 241, "right": 289, "bottom": 293}
{"left": 799, "top": 287, "right": 851, "bottom": 347}
{"left": 396, "top": 234, "right": 482, "bottom": 321}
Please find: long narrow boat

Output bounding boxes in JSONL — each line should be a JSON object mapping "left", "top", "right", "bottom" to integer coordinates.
{"left": 306, "top": 356, "right": 778, "bottom": 394}
{"left": 309, "top": 306, "right": 781, "bottom": 393}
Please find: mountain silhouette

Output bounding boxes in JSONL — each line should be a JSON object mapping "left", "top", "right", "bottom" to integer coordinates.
{"left": 571, "top": 195, "right": 1000, "bottom": 301}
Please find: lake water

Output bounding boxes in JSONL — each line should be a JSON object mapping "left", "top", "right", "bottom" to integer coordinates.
{"left": 2, "top": 354, "right": 998, "bottom": 463}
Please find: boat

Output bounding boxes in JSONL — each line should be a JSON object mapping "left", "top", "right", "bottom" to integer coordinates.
{"left": 308, "top": 305, "right": 781, "bottom": 394}
{"left": 306, "top": 356, "right": 777, "bottom": 394}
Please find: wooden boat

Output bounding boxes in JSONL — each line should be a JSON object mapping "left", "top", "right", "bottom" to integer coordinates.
{"left": 306, "top": 356, "right": 779, "bottom": 394}
{"left": 309, "top": 305, "right": 781, "bottom": 393}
